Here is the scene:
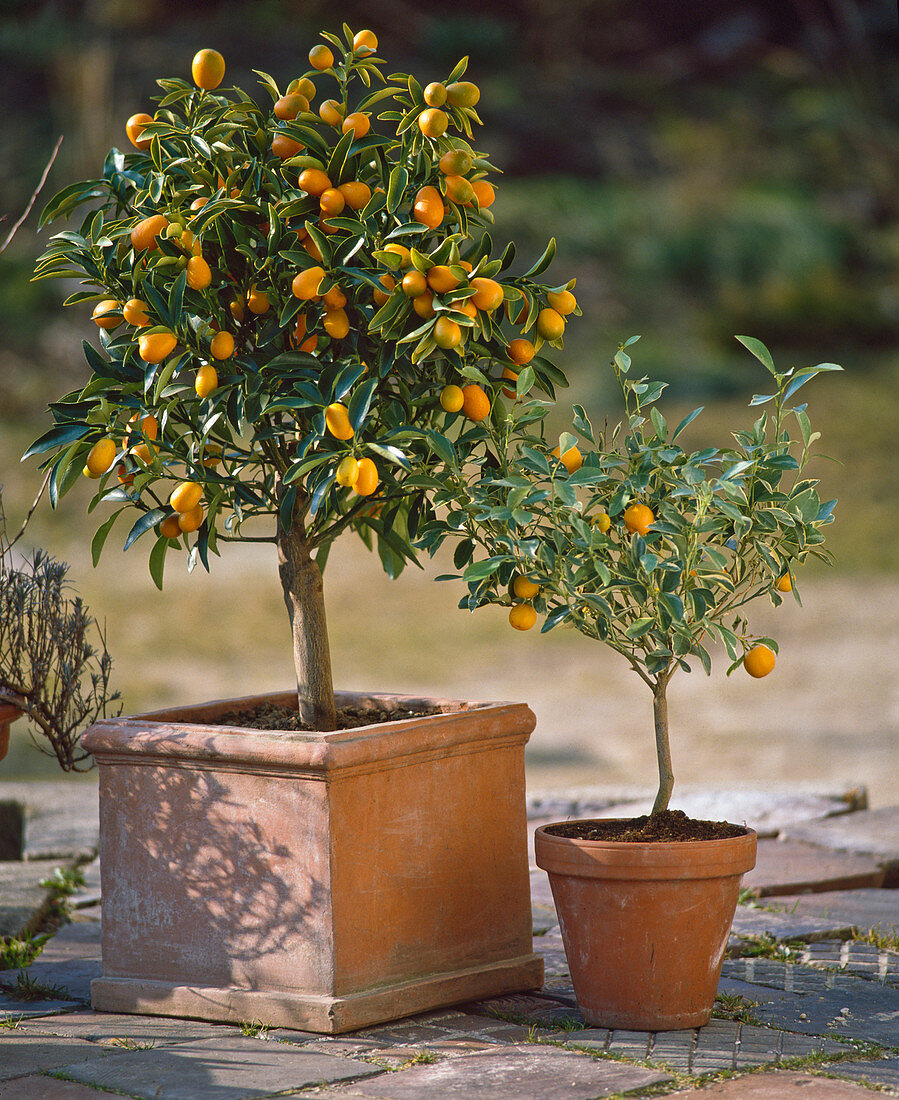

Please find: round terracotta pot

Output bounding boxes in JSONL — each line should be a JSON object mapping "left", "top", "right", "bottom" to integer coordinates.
{"left": 535, "top": 820, "right": 757, "bottom": 1031}
{"left": 0, "top": 703, "right": 22, "bottom": 763}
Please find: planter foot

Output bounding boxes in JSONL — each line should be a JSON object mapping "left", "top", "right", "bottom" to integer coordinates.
{"left": 91, "top": 953, "right": 544, "bottom": 1035}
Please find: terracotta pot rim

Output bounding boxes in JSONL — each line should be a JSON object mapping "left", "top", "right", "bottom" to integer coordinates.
{"left": 0, "top": 703, "right": 22, "bottom": 723}
{"left": 534, "top": 819, "right": 757, "bottom": 881}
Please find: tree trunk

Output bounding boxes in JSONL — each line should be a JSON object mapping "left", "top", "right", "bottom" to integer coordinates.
{"left": 651, "top": 674, "right": 674, "bottom": 815}
{"left": 277, "top": 520, "right": 337, "bottom": 731}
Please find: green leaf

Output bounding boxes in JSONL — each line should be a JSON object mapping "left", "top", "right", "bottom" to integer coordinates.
{"left": 23, "top": 421, "right": 90, "bottom": 459}
{"left": 463, "top": 556, "right": 506, "bottom": 583}
{"left": 735, "top": 335, "right": 776, "bottom": 376}
{"left": 348, "top": 378, "right": 377, "bottom": 430}
{"left": 148, "top": 536, "right": 168, "bottom": 590}
{"left": 123, "top": 508, "right": 167, "bottom": 551}
{"left": 91, "top": 510, "right": 124, "bottom": 566}
{"left": 522, "top": 238, "right": 556, "bottom": 278}
{"left": 386, "top": 165, "right": 408, "bottom": 213}
{"left": 672, "top": 407, "right": 703, "bottom": 441}
{"left": 625, "top": 617, "right": 655, "bottom": 639}
{"left": 425, "top": 429, "right": 457, "bottom": 468}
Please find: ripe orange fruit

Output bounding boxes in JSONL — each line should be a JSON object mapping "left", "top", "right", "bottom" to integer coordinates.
{"left": 289, "top": 77, "right": 316, "bottom": 101}
{"left": 319, "top": 188, "right": 346, "bottom": 216}
{"left": 319, "top": 99, "right": 344, "bottom": 126}
{"left": 427, "top": 265, "right": 460, "bottom": 294}
{"left": 513, "top": 575, "right": 540, "bottom": 599}
{"left": 536, "top": 307, "right": 565, "bottom": 341}
{"left": 138, "top": 330, "right": 177, "bottom": 363}
{"left": 342, "top": 112, "right": 370, "bottom": 139}
{"left": 322, "top": 284, "right": 347, "bottom": 309}
{"left": 125, "top": 113, "right": 153, "bottom": 151}
{"left": 440, "top": 384, "right": 464, "bottom": 412}
{"left": 501, "top": 367, "right": 518, "bottom": 398}
{"left": 413, "top": 186, "right": 444, "bottom": 229}
{"left": 127, "top": 412, "right": 158, "bottom": 443}
{"left": 229, "top": 295, "right": 245, "bottom": 322}
{"left": 131, "top": 214, "right": 168, "bottom": 252}
{"left": 552, "top": 444, "right": 583, "bottom": 474}
{"left": 274, "top": 94, "right": 308, "bottom": 120}
{"left": 91, "top": 299, "right": 120, "bottom": 329}
{"left": 247, "top": 286, "right": 270, "bottom": 314}
{"left": 323, "top": 307, "right": 350, "bottom": 339}
{"left": 470, "top": 277, "right": 503, "bottom": 312}
{"left": 338, "top": 180, "right": 371, "bottom": 210}
{"left": 195, "top": 364, "right": 218, "bottom": 398}
{"left": 159, "top": 515, "right": 182, "bottom": 540}
{"left": 170, "top": 480, "right": 203, "bottom": 513}
{"left": 775, "top": 573, "right": 792, "bottom": 592}
{"left": 129, "top": 441, "right": 156, "bottom": 466}
{"left": 623, "top": 503, "right": 655, "bottom": 536}
{"left": 352, "top": 29, "right": 378, "bottom": 54}
{"left": 191, "top": 49, "right": 225, "bottom": 90}
{"left": 438, "top": 148, "right": 473, "bottom": 176}
{"left": 461, "top": 383, "right": 490, "bottom": 422}
{"left": 292, "top": 266, "right": 326, "bottom": 299}
{"left": 744, "top": 644, "right": 776, "bottom": 678}
{"left": 325, "top": 402, "right": 354, "bottom": 439}
{"left": 455, "top": 298, "right": 477, "bottom": 319}
{"left": 418, "top": 108, "right": 448, "bottom": 138}
{"left": 210, "top": 330, "right": 235, "bottom": 359}
{"left": 297, "top": 169, "right": 332, "bottom": 196}
{"left": 593, "top": 511, "right": 612, "bottom": 533}
{"left": 186, "top": 255, "right": 212, "bottom": 290}
{"left": 336, "top": 455, "right": 360, "bottom": 487}
{"left": 443, "top": 174, "right": 475, "bottom": 205}
{"left": 446, "top": 81, "right": 480, "bottom": 108}
{"left": 470, "top": 179, "right": 495, "bottom": 208}
{"left": 353, "top": 457, "right": 379, "bottom": 496}
{"left": 272, "top": 134, "right": 303, "bottom": 159}
{"left": 178, "top": 503, "right": 204, "bottom": 533}
{"left": 84, "top": 437, "right": 116, "bottom": 478}
{"left": 373, "top": 274, "right": 394, "bottom": 305}
{"left": 308, "top": 44, "right": 334, "bottom": 71}
{"left": 424, "top": 82, "right": 447, "bottom": 107}
{"left": 509, "top": 603, "right": 537, "bottom": 631}
{"left": 547, "top": 288, "right": 577, "bottom": 315}
{"left": 508, "top": 338, "right": 535, "bottom": 365}
{"left": 123, "top": 298, "right": 150, "bottom": 327}
{"left": 383, "top": 242, "right": 412, "bottom": 267}
{"left": 413, "top": 290, "right": 436, "bottom": 318}
{"left": 202, "top": 444, "right": 223, "bottom": 468}
{"left": 434, "top": 316, "right": 463, "bottom": 349}
{"left": 402, "top": 270, "right": 428, "bottom": 297}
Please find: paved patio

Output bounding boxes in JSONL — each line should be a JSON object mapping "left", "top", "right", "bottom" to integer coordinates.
{"left": 1, "top": 782, "right": 896, "bottom": 1098}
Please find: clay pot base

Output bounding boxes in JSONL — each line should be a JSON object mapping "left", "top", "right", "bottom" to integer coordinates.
{"left": 546, "top": 809, "right": 747, "bottom": 843}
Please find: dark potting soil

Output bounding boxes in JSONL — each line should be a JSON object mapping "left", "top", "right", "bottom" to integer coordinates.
{"left": 545, "top": 809, "right": 747, "bottom": 843}
{"left": 211, "top": 701, "right": 444, "bottom": 732}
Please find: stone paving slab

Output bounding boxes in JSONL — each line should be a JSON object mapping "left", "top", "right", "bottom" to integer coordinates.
{"left": 0, "top": 781, "right": 99, "bottom": 861}
{"left": 0, "top": 858, "right": 67, "bottom": 937}
{"left": 0, "top": 996, "right": 81, "bottom": 1020}
{"left": 56, "top": 1036, "right": 383, "bottom": 1099}
{"left": 12, "top": 1007, "right": 239, "bottom": 1045}
{"left": 0, "top": 1033, "right": 120, "bottom": 1082}
{"left": 7, "top": 919, "right": 102, "bottom": 1004}
{"left": 719, "top": 963, "right": 899, "bottom": 1046}
{"left": 795, "top": 939, "right": 899, "bottom": 986}
{"left": 827, "top": 1054, "right": 899, "bottom": 1091}
{"left": 668, "top": 1069, "right": 885, "bottom": 1098}
{"left": 0, "top": 1076, "right": 115, "bottom": 1098}
{"left": 782, "top": 807, "right": 899, "bottom": 885}
{"left": 324, "top": 1043, "right": 671, "bottom": 1098}
{"left": 729, "top": 903, "right": 856, "bottom": 947}
{"left": 764, "top": 888, "right": 899, "bottom": 936}
{"left": 744, "top": 838, "right": 886, "bottom": 896}
{"left": 563, "top": 1018, "right": 849, "bottom": 1073}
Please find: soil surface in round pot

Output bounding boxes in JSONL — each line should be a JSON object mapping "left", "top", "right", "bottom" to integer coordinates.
{"left": 535, "top": 810, "right": 757, "bottom": 1031}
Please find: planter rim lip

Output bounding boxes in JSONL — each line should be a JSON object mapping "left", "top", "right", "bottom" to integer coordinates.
{"left": 534, "top": 819, "right": 757, "bottom": 850}
{"left": 82, "top": 689, "right": 537, "bottom": 772}
{"left": 534, "top": 818, "right": 757, "bottom": 879}
{"left": 0, "top": 703, "right": 22, "bottom": 722}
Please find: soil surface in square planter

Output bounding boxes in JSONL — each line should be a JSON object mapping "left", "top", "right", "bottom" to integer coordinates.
{"left": 545, "top": 809, "right": 747, "bottom": 843}
{"left": 209, "top": 701, "right": 443, "bottom": 731}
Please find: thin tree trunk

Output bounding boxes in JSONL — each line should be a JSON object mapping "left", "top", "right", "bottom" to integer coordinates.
{"left": 651, "top": 674, "right": 674, "bottom": 815}
{"left": 277, "top": 520, "right": 337, "bottom": 731}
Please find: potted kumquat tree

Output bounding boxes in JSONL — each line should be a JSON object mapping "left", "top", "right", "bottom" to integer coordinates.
{"left": 419, "top": 334, "right": 841, "bottom": 1030}
{"left": 26, "top": 27, "right": 578, "bottom": 1032}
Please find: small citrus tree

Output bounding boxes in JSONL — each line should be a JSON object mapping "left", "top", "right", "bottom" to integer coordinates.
{"left": 27, "top": 27, "right": 576, "bottom": 730}
{"left": 418, "top": 336, "right": 841, "bottom": 814}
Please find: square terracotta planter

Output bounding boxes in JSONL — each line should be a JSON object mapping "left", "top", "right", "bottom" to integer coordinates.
{"left": 82, "top": 690, "right": 543, "bottom": 1034}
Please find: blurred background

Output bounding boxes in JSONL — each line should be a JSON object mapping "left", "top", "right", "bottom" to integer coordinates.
{"left": 1, "top": 0, "right": 897, "bottom": 803}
